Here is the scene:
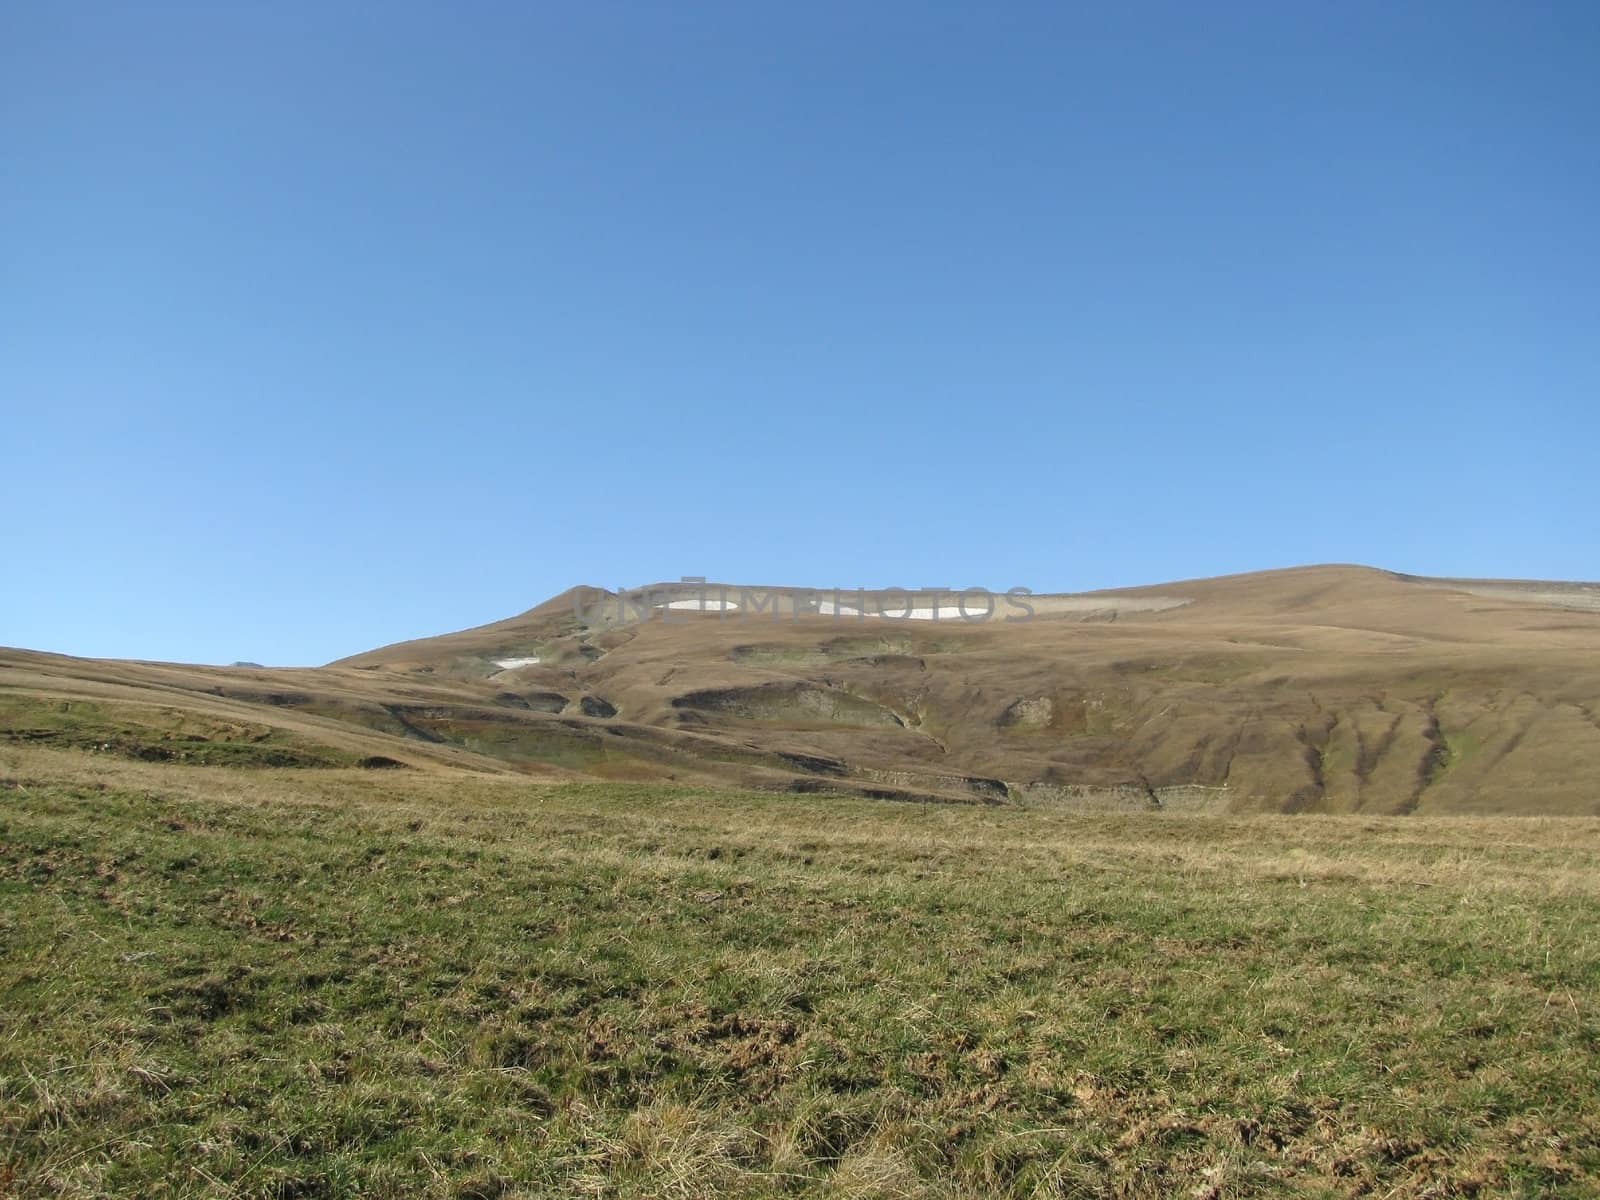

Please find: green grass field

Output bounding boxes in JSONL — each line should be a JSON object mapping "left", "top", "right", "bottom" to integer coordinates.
{"left": 2, "top": 745, "right": 1597, "bottom": 1197}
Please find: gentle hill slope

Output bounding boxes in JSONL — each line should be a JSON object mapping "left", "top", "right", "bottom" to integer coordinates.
{"left": 6, "top": 565, "right": 1599, "bottom": 813}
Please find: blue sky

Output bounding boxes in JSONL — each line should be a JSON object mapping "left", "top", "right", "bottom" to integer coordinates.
{"left": 3, "top": 2, "right": 1596, "bottom": 665}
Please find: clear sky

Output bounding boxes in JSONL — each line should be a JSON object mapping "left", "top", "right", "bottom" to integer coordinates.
{"left": 3, "top": 2, "right": 1596, "bottom": 665}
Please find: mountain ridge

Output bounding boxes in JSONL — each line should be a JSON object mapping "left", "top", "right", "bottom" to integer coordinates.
{"left": 5, "top": 564, "right": 1599, "bottom": 814}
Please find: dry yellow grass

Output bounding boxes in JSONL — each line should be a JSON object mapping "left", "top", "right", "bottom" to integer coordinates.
{"left": 8, "top": 564, "right": 1599, "bottom": 813}
{"left": 3, "top": 741, "right": 1599, "bottom": 1196}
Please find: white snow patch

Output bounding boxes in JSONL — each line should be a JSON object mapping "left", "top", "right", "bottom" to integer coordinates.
{"left": 815, "top": 600, "right": 862, "bottom": 617}
{"left": 657, "top": 598, "right": 741, "bottom": 611}
{"left": 492, "top": 657, "right": 542, "bottom": 669}
{"left": 814, "top": 601, "right": 993, "bottom": 620}
{"left": 891, "top": 605, "right": 993, "bottom": 620}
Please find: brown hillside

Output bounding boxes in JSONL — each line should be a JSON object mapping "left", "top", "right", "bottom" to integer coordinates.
{"left": 6, "top": 565, "right": 1599, "bottom": 813}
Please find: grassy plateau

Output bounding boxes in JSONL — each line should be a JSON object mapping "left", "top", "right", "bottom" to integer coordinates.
{"left": 1, "top": 744, "right": 1597, "bottom": 1198}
